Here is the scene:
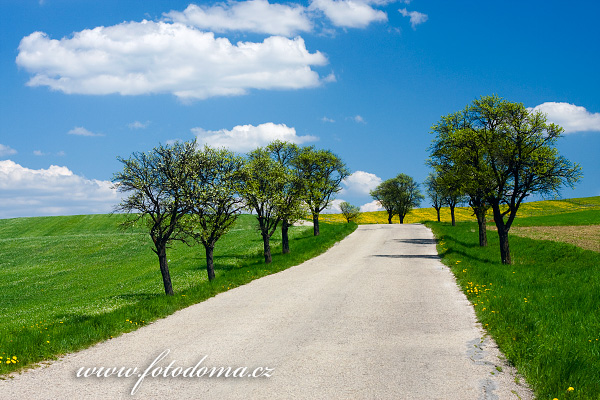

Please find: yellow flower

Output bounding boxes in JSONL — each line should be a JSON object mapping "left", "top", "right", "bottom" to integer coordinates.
{"left": 568, "top": 387, "right": 574, "bottom": 392}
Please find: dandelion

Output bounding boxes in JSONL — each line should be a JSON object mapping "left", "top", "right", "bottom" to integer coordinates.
{"left": 568, "top": 387, "right": 574, "bottom": 392}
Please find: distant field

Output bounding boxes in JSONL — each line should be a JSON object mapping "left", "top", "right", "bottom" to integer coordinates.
{"left": 320, "top": 196, "right": 600, "bottom": 225}
{"left": 0, "top": 214, "right": 355, "bottom": 375}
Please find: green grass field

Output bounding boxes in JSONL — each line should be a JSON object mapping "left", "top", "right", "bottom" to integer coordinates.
{"left": 0, "top": 214, "right": 356, "bottom": 375}
{"left": 427, "top": 207, "right": 600, "bottom": 399}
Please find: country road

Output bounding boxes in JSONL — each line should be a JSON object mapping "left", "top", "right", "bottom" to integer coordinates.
{"left": 3, "top": 224, "right": 532, "bottom": 399}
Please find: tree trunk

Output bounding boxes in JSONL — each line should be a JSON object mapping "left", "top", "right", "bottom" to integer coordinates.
{"left": 435, "top": 207, "right": 441, "bottom": 222}
{"left": 497, "top": 228, "right": 511, "bottom": 265}
{"left": 387, "top": 211, "right": 393, "bottom": 224}
{"left": 313, "top": 214, "right": 320, "bottom": 236}
{"left": 475, "top": 208, "right": 488, "bottom": 247}
{"left": 450, "top": 205, "right": 456, "bottom": 226}
{"left": 156, "top": 244, "right": 174, "bottom": 295}
{"left": 205, "top": 244, "right": 215, "bottom": 281}
{"left": 492, "top": 205, "right": 511, "bottom": 264}
{"left": 261, "top": 231, "right": 272, "bottom": 263}
{"left": 281, "top": 220, "right": 290, "bottom": 254}
{"left": 399, "top": 214, "right": 404, "bottom": 224}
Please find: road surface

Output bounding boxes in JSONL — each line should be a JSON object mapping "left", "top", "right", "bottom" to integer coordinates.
{"left": 3, "top": 224, "right": 532, "bottom": 399}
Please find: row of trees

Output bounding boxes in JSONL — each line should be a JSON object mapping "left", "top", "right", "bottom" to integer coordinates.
{"left": 427, "top": 95, "right": 581, "bottom": 264}
{"left": 113, "top": 140, "right": 349, "bottom": 295}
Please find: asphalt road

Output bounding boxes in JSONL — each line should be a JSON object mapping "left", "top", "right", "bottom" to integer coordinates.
{"left": 3, "top": 224, "right": 533, "bottom": 399}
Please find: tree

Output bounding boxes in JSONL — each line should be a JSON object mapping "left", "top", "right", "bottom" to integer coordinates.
{"left": 183, "top": 146, "right": 245, "bottom": 281}
{"left": 370, "top": 174, "right": 424, "bottom": 224}
{"left": 429, "top": 109, "right": 492, "bottom": 245}
{"left": 266, "top": 140, "right": 307, "bottom": 254}
{"left": 370, "top": 179, "right": 397, "bottom": 224}
{"left": 113, "top": 141, "right": 197, "bottom": 295}
{"left": 240, "top": 147, "right": 289, "bottom": 263}
{"left": 437, "top": 171, "right": 466, "bottom": 226}
{"left": 392, "top": 174, "right": 425, "bottom": 224}
{"left": 293, "top": 147, "right": 349, "bottom": 236}
{"left": 339, "top": 201, "right": 361, "bottom": 223}
{"left": 424, "top": 173, "right": 444, "bottom": 222}
{"left": 430, "top": 95, "right": 582, "bottom": 264}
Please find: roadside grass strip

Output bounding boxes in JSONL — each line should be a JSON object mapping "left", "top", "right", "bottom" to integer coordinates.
{"left": 428, "top": 220, "right": 600, "bottom": 399}
{"left": 0, "top": 214, "right": 356, "bottom": 376}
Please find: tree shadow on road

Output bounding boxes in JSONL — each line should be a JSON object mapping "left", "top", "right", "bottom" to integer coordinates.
{"left": 372, "top": 254, "right": 441, "bottom": 259}
{"left": 391, "top": 238, "right": 438, "bottom": 245}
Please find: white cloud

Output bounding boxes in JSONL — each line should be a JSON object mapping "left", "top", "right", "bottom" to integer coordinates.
{"left": 321, "top": 116, "right": 335, "bottom": 123}
{"left": 33, "top": 150, "right": 46, "bottom": 156}
{"left": 193, "top": 122, "right": 318, "bottom": 153}
{"left": 360, "top": 199, "right": 383, "bottom": 212}
{"left": 0, "top": 144, "right": 17, "bottom": 157}
{"left": 16, "top": 21, "right": 329, "bottom": 101}
{"left": 353, "top": 115, "right": 366, "bottom": 123}
{"left": 0, "top": 160, "right": 119, "bottom": 219}
{"left": 529, "top": 102, "right": 600, "bottom": 134}
{"left": 68, "top": 126, "right": 103, "bottom": 137}
{"left": 310, "top": 0, "right": 388, "bottom": 28}
{"left": 399, "top": 8, "right": 428, "bottom": 29}
{"left": 128, "top": 120, "right": 150, "bottom": 130}
{"left": 165, "top": 1, "right": 312, "bottom": 36}
{"left": 322, "top": 198, "right": 345, "bottom": 214}
{"left": 341, "top": 170, "right": 382, "bottom": 195}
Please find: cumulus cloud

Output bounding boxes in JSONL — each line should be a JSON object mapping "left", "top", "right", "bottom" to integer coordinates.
{"left": 321, "top": 116, "right": 335, "bottom": 123}
{"left": 529, "top": 102, "right": 600, "bottom": 134}
{"left": 360, "top": 199, "right": 383, "bottom": 212}
{"left": 310, "top": 0, "right": 388, "bottom": 28}
{"left": 353, "top": 115, "right": 366, "bottom": 123}
{"left": 0, "top": 144, "right": 17, "bottom": 157}
{"left": 193, "top": 122, "right": 318, "bottom": 153}
{"left": 341, "top": 170, "right": 382, "bottom": 195}
{"left": 0, "top": 160, "right": 119, "bottom": 219}
{"left": 399, "top": 8, "right": 428, "bottom": 29}
{"left": 68, "top": 126, "right": 103, "bottom": 137}
{"left": 165, "top": 1, "right": 312, "bottom": 36}
{"left": 16, "top": 21, "right": 328, "bottom": 100}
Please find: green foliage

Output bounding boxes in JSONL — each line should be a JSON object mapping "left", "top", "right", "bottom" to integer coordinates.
{"left": 240, "top": 147, "right": 290, "bottom": 262}
{"left": 293, "top": 146, "right": 350, "bottom": 234}
{"left": 0, "top": 213, "right": 356, "bottom": 376}
{"left": 429, "top": 95, "right": 582, "bottom": 263}
{"left": 429, "top": 220, "right": 600, "bottom": 399}
{"left": 370, "top": 174, "right": 424, "bottom": 223}
{"left": 424, "top": 172, "right": 444, "bottom": 213}
{"left": 181, "top": 146, "right": 246, "bottom": 280}
{"left": 339, "top": 201, "right": 361, "bottom": 223}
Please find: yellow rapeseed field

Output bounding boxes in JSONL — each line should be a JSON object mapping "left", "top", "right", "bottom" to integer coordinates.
{"left": 319, "top": 197, "right": 600, "bottom": 225}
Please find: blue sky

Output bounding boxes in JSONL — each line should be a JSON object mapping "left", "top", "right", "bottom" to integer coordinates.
{"left": 1, "top": 0, "right": 599, "bottom": 219}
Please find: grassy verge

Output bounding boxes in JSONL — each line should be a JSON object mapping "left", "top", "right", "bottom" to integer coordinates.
{"left": 427, "top": 220, "right": 600, "bottom": 399}
{"left": 0, "top": 214, "right": 356, "bottom": 376}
